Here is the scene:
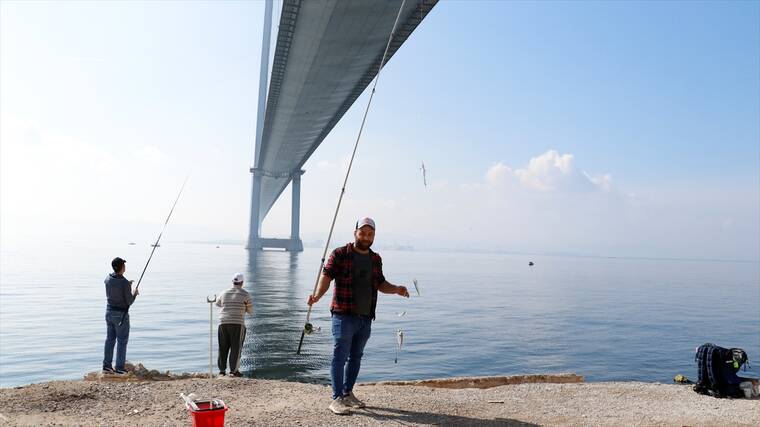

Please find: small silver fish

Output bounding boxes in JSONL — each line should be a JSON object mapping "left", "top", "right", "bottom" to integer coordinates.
{"left": 397, "top": 311, "right": 407, "bottom": 317}
{"left": 412, "top": 279, "right": 420, "bottom": 296}
{"left": 395, "top": 329, "right": 404, "bottom": 364}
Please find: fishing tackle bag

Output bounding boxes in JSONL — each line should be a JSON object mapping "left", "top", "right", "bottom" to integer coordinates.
{"left": 693, "top": 343, "right": 749, "bottom": 398}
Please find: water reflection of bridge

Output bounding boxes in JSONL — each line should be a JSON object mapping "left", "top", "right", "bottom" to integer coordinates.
{"left": 240, "top": 250, "right": 333, "bottom": 380}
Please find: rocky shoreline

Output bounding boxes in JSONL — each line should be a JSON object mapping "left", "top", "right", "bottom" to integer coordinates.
{"left": 1, "top": 372, "right": 758, "bottom": 426}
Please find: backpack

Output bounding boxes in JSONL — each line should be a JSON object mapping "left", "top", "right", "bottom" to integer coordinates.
{"left": 693, "top": 343, "right": 750, "bottom": 398}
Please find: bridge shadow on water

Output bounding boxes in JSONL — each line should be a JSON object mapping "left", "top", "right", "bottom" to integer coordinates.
{"left": 239, "top": 250, "right": 332, "bottom": 383}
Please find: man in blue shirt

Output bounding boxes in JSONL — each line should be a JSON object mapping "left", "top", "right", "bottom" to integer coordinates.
{"left": 103, "top": 257, "right": 138, "bottom": 374}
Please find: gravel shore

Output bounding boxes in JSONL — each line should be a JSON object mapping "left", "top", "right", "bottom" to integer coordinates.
{"left": 1, "top": 375, "right": 758, "bottom": 426}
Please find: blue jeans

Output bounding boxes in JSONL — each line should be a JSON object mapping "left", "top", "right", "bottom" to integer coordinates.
{"left": 331, "top": 313, "right": 372, "bottom": 399}
{"left": 103, "top": 310, "right": 130, "bottom": 370}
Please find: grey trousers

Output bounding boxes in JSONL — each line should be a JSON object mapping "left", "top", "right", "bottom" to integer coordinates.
{"left": 218, "top": 323, "right": 246, "bottom": 373}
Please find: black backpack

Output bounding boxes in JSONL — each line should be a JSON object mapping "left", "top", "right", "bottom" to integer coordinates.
{"left": 693, "top": 343, "right": 750, "bottom": 398}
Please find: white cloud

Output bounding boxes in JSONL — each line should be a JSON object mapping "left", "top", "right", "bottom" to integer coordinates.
{"left": 486, "top": 150, "right": 612, "bottom": 193}
{"left": 1, "top": 114, "right": 119, "bottom": 183}
{"left": 0, "top": 114, "right": 181, "bottom": 234}
{"left": 485, "top": 162, "right": 512, "bottom": 187}
{"left": 584, "top": 172, "right": 613, "bottom": 192}
{"left": 132, "top": 145, "right": 166, "bottom": 164}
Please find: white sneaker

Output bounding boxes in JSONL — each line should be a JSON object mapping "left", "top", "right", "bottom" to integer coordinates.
{"left": 329, "top": 397, "right": 351, "bottom": 415}
{"left": 343, "top": 392, "right": 365, "bottom": 408}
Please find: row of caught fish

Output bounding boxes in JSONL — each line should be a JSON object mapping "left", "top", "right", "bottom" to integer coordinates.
{"left": 395, "top": 278, "right": 421, "bottom": 363}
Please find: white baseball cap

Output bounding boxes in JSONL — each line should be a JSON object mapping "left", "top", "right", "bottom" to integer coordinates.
{"left": 356, "top": 217, "right": 376, "bottom": 230}
{"left": 232, "top": 273, "right": 244, "bottom": 284}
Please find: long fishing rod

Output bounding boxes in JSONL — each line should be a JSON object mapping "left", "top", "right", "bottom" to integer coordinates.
{"left": 119, "top": 176, "right": 189, "bottom": 326}
{"left": 296, "top": 0, "right": 408, "bottom": 355}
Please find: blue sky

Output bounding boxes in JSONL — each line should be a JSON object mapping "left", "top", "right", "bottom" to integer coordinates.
{"left": 1, "top": 1, "right": 758, "bottom": 260}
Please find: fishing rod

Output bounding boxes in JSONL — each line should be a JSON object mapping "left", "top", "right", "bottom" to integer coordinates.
{"left": 296, "top": 0, "right": 408, "bottom": 355}
{"left": 119, "top": 176, "right": 189, "bottom": 326}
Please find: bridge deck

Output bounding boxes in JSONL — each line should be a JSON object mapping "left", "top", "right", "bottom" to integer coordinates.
{"left": 254, "top": 0, "right": 438, "bottom": 221}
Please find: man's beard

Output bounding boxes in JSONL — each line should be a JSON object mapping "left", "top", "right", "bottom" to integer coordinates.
{"left": 355, "top": 240, "right": 372, "bottom": 250}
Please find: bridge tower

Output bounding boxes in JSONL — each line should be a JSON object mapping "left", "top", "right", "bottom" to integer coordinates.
{"left": 247, "top": 0, "right": 304, "bottom": 252}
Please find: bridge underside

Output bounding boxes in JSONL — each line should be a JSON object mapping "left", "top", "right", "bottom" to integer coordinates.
{"left": 249, "top": 0, "right": 437, "bottom": 250}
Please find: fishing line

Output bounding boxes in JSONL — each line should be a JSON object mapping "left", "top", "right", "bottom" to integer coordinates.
{"left": 119, "top": 175, "right": 189, "bottom": 326}
{"left": 296, "top": 0, "right": 409, "bottom": 354}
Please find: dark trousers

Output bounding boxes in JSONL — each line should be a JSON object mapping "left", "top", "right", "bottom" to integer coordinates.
{"left": 103, "top": 310, "right": 130, "bottom": 371}
{"left": 218, "top": 323, "right": 246, "bottom": 373}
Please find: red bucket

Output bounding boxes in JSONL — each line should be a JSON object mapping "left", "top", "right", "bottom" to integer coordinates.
{"left": 187, "top": 400, "right": 227, "bottom": 427}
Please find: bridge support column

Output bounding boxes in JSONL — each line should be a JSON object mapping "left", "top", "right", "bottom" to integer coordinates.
{"left": 246, "top": 0, "right": 272, "bottom": 251}
{"left": 246, "top": 170, "right": 264, "bottom": 250}
{"left": 247, "top": 168, "right": 305, "bottom": 252}
{"left": 288, "top": 170, "right": 304, "bottom": 252}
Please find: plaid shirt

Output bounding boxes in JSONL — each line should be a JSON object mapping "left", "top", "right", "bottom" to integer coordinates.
{"left": 323, "top": 242, "right": 386, "bottom": 320}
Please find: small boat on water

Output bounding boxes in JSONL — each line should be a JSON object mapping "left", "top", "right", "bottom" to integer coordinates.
{"left": 151, "top": 244, "right": 161, "bottom": 248}
{"left": 128, "top": 242, "right": 136, "bottom": 245}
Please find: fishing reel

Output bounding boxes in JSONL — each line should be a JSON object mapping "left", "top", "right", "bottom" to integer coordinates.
{"left": 303, "top": 323, "right": 321, "bottom": 335}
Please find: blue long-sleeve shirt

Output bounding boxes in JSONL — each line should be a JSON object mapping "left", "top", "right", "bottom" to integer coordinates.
{"left": 105, "top": 273, "right": 135, "bottom": 311}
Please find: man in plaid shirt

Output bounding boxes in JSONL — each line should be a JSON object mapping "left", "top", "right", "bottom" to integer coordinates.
{"left": 307, "top": 217, "right": 409, "bottom": 415}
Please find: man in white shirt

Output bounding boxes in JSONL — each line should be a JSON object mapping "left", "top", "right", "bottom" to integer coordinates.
{"left": 216, "top": 273, "right": 252, "bottom": 377}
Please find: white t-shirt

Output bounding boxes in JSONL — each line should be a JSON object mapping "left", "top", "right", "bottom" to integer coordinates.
{"left": 216, "top": 285, "right": 252, "bottom": 325}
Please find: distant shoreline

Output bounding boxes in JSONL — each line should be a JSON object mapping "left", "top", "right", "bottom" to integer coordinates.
{"left": 176, "top": 240, "right": 760, "bottom": 264}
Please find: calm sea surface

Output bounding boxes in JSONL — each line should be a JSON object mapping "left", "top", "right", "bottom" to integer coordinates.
{"left": 1, "top": 242, "right": 758, "bottom": 388}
